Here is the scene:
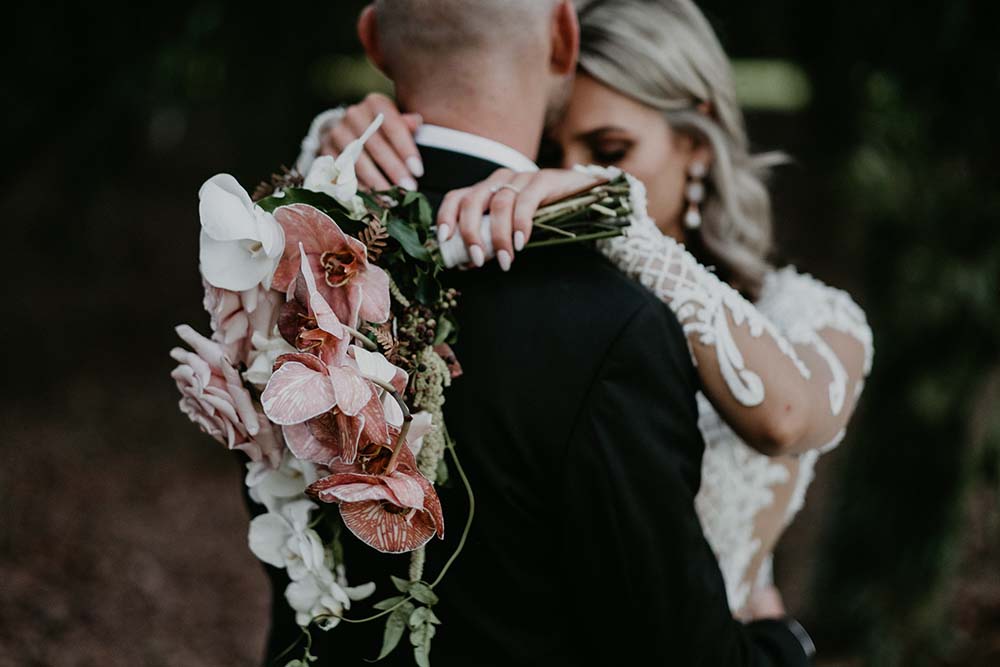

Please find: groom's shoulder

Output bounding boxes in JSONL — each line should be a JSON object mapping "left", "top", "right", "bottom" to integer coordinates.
{"left": 454, "top": 243, "right": 684, "bottom": 354}
{"left": 527, "top": 244, "right": 673, "bottom": 322}
{"left": 548, "top": 246, "right": 689, "bottom": 361}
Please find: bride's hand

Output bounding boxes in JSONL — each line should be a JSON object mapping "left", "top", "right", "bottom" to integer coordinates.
{"left": 743, "top": 584, "right": 787, "bottom": 621}
{"left": 320, "top": 93, "right": 424, "bottom": 191}
{"left": 437, "top": 168, "right": 605, "bottom": 271}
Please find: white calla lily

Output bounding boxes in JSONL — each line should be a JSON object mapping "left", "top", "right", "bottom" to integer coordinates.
{"left": 304, "top": 114, "right": 385, "bottom": 217}
{"left": 199, "top": 174, "right": 285, "bottom": 291}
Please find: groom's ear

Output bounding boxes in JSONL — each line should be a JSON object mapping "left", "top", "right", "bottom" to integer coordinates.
{"left": 358, "top": 5, "right": 389, "bottom": 76}
{"left": 549, "top": 0, "right": 580, "bottom": 77}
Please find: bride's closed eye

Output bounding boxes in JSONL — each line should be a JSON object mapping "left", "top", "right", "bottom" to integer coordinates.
{"left": 578, "top": 129, "right": 634, "bottom": 166}
{"left": 591, "top": 140, "right": 632, "bottom": 165}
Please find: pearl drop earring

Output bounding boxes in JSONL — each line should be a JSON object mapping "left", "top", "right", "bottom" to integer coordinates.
{"left": 684, "top": 161, "right": 707, "bottom": 230}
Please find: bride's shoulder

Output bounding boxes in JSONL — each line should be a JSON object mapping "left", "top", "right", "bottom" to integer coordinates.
{"left": 756, "top": 265, "right": 871, "bottom": 336}
{"left": 759, "top": 265, "right": 861, "bottom": 304}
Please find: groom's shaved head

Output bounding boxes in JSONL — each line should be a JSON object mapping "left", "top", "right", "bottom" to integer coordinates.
{"left": 372, "top": 0, "right": 558, "bottom": 75}
{"left": 360, "top": 0, "right": 578, "bottom": 155}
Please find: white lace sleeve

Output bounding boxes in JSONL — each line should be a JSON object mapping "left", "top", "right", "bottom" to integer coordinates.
{"left": 755, "top": 266, "right": 875, "bottom": 427}
{"left": 579, "top": 164, "right": 874, "bottom": 452}
{"left": 295, "top": 107, "right": 347, "bottom": 175}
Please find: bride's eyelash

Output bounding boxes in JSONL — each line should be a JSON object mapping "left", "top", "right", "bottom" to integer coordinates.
{"left": 589, "top": 139, "right": 632, "bottom": 165}
{"left": 593, "top": 147, "right": 629, "bottom": 165}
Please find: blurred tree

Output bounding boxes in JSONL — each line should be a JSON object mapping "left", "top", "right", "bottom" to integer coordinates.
{"left": 697, "top": 1, "right": 999, "bottom": 664}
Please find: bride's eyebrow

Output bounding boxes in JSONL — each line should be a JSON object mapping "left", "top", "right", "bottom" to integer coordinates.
{"left": 575, "top": 126, "right": 631, "bottom": 141}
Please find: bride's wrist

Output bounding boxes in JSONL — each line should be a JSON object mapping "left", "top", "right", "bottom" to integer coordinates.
{"left": 295, "top": 106, "right": 348, "bottom": 175}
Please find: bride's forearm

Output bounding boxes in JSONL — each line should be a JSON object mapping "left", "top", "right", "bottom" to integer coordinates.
{"left": 594, "top": 167, "right": 873, "bottom": 457}
{"left": 688, "top": 310, "right": 868, "bottom": 456}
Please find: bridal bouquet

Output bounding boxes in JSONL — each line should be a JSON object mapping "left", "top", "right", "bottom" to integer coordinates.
{"left": 169, "top": 116, "right": 633, "bottom": 666}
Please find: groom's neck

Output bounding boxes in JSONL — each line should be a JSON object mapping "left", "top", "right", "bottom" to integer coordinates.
{"left": 396, "top": 82, "right": 548, "bottom": 161}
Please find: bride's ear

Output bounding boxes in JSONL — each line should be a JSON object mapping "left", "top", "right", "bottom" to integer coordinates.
{"left": 549, "top": 0, "right": 580, "bottom": 76}
{"left": 358, "top": 5, "right": 389, "bottom": 76}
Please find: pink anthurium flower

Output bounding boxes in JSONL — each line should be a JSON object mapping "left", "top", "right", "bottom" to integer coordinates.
{"left": 307, "top": 443, "right": 444, "bottom": 554}
{"left": 271, "top": 204, "right": 390, "bottom": 328}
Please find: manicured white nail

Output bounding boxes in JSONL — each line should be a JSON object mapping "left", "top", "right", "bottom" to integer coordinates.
{"left": 469, "top": 245, "right": 485, "bottom": 267}
{"left": 400, "top": 177, "right": 418, "bottom": 191}
{"left": 497, "top": 250, "right": 512, "bottom": 272}
{"left": 437, "top": 224, "right": 450, "bottom": 243}
{"left": 406, "top": 156, "right": 425, "bottom": 178}
{"left": 513, "top": 231, "right": 526, "bottom": 252}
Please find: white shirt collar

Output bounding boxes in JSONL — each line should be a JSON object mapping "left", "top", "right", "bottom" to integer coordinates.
{"left": 414, "top": 124, "right": 539, "bottom": 173}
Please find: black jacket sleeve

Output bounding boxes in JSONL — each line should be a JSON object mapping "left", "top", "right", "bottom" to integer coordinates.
{"left": 558, "top": 299, "right": 811, "bottom": 667}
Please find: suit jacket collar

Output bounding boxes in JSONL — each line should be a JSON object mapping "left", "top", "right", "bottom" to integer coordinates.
{"left": 415, "top": 146, "right": 509, "bottom": 196}
{"left": 415, "top": 124, "right": 538, "bottom": 174}
{"left": 415, "top": 125, "right": 539, "bottom": 196}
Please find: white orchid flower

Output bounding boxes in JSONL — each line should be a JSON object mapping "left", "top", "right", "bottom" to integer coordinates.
{"left": 285, "top": 564, "right": 376, "bottom": 630}
{"left": 245, "top": 450, "right": 320, "bottom": 513}
{"left": 248, "top": 499, "right": 325, "bottom": 580}
{"left": 243, "top": 327, "right": 297, "bottom": 390}
{"left": 199, "top": 174, "right": 285, "bottom": 291}
{"left": 304, "top": 114, "right": 385, "bottom": 217}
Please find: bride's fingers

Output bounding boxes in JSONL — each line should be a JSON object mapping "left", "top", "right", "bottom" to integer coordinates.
{"left": 357, "top": 129, "right": 417, "bottom": 190}
{"left": 364, "top": 93, "right": 425, "bottom": 179}
{"left": 402, "top": 113, "right": 423, "bottom": 133}
{"left": 453, "top": 170, "right": 514, "bottom": 267}
{"left": 437, "top": 169, "right": 511, "bottom": 245}
{"left": 436, "top": 187, "right": 469, "bottom": 243}
{"left": 326, "top": 123, "right": 392, "bottom": 191}
{"left": 346, "top": 105, "right": 418, "bottom": 190}
{"left": 354, "top": 153, "right": 393, "bottom": 192}
{"left": 512, "top": 176, "right": 552, "bottom": 248}
{"left": 489, "top": 172, "right": 537, "bottom": 271}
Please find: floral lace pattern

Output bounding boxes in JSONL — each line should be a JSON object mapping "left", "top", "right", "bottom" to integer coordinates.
{"left": 587, "top": 165, "right": 874, "bottom": 611}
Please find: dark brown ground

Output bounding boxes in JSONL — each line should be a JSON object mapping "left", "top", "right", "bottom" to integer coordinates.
{"left": 2, "top": 367, "right": 996, "bottom": 666}
{"left": 0, "top": 376, "right": 270, "bottom": 667}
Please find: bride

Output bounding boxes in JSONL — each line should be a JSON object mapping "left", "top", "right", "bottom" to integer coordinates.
{"left": 301, "top": 0, "right": 873, "bottom": 621}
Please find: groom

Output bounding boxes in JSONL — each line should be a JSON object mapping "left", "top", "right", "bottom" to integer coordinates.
{"left": 261, "top": 1, "right": 814, "bottom": 665}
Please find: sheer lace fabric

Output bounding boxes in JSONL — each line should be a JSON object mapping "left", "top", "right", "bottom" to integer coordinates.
{"left": 588, "top": 166, "right": 874, "bottom": 611}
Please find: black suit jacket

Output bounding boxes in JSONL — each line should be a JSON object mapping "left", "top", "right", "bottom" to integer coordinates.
{"left": 250, "top": 146, "right": 810, "bottom": 667}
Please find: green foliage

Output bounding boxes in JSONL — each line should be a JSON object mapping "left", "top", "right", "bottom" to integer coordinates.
{"left": 377, "top": 599, "right": 416, "bottom": 661}
{"left": 373, "top": 579, "right": 442, "bottom": 665}
{"left": 256, "top": 188, "right": 367, "bottom": 237}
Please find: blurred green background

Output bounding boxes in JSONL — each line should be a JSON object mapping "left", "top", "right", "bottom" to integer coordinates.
{"left": 3, "top": 1, "right": 997, "bottom": 665}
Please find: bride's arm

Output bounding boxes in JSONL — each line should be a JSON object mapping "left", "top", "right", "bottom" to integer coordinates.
{"left": 439, "top": 165, "right": 874, "bottom": 457}
{"left": 298, "top": 101, "right": 876, "bottom": 456}
{"left": 589, "top": 167, "right": 874, "bottom": 456}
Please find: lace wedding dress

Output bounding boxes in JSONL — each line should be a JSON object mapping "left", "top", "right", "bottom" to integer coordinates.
{"left": 590, "top": 167, "right": 875, "bottom": 614}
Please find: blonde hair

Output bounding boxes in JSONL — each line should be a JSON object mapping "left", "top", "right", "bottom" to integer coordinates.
{"left": 576, "top": 0, "right": 783, "bottom": 296}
